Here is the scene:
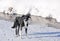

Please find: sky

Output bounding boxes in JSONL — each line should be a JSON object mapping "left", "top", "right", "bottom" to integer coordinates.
{"left": 0, "top": 0, "right": 60, "bottom": 22}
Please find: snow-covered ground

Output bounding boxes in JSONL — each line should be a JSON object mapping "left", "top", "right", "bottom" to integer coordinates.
{"left": 0, "top": 20, "right": 60, "bottom": 41}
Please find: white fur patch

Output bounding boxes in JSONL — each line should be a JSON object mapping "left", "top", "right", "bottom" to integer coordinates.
{"left": 24, "top": 19, "right": 28, "bottom": 28}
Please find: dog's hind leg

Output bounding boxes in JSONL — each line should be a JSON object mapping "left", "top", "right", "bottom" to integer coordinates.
{"left": 15, "top": 27, "right": 18, "bottom": 35}
{"left": 15, "top": 27, "right": 20, "bottom": 37}
{"left": 17, "top": 26, "right": 20, "bottom": 36}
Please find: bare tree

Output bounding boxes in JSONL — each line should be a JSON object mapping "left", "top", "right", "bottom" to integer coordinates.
{"left": 46, "top": 14, "right": 53, "bottom": 21}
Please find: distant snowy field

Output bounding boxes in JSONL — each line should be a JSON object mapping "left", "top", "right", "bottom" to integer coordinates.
{"left": 0, "top": 20, "right": 60, "bottom": 41}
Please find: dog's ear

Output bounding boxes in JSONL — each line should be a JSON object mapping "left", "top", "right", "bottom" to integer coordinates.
{"left": 22, "top": 15, "right": 25, "bottom": 17}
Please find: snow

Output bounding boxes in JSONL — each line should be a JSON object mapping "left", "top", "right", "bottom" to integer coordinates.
{"left": 0, "top": 20, "right": 60, "bottom": 41}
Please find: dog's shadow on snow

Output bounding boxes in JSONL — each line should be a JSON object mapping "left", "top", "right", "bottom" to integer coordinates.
{"left": 24, "top": 32, "right": 60, "bottom": 39}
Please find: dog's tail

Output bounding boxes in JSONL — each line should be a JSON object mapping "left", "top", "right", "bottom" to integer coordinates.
{"left": 11, "top": 26, "right": 15, "bottom": 28}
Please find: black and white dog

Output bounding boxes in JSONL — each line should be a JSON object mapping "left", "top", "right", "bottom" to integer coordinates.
{"left": 11, "top": 13, "right": 31, "bottom": 37}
